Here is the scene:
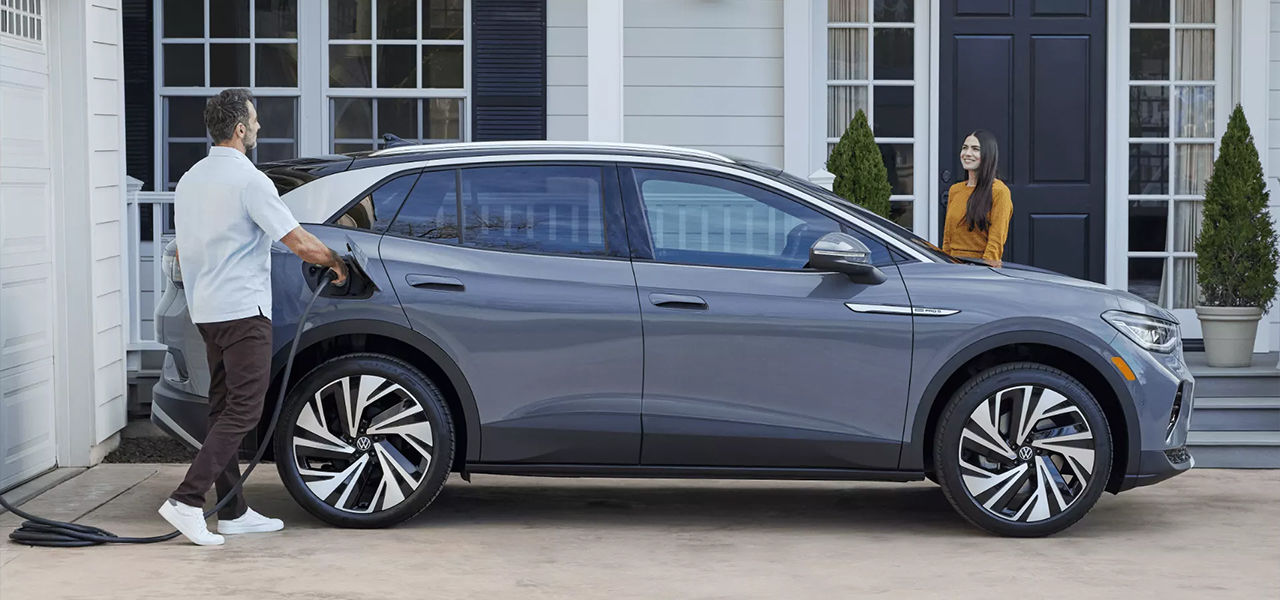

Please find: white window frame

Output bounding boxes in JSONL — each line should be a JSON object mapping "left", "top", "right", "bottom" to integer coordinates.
{"left": 320, "top": 0, "right": 470, "bottom": 153}
{"left": 1111, "top": 0, "right": 1232, "bottom": 338}
{"left": 812, "top": 0, "right": 930, "bottom": 236}
{"left": 152, "top": 1, "right": 473, "bottom": 189}
{"left": 0, "top": 0, "right": 43, "bottom": 43}
{"left": 152, "top": 0, "right": 302, "bottom": 190}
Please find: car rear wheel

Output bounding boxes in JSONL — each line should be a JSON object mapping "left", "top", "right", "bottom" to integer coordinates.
{"left": 934, "top": 362, "right": 1112, "bottom": 537}
{"left": 274, "top": 353, "right": 454, "bottom": 528}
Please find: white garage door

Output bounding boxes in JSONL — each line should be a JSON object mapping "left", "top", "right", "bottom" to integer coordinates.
{"left": 0, "top": 0, "right": 57, "bottom": 490}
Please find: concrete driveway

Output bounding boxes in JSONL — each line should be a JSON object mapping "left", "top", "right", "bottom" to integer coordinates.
{"left": 1, "top": 465, "right": 1276, "bottom": 599}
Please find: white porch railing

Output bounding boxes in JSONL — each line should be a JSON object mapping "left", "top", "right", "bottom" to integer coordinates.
{"left": 125, "top": 178, "right": 175, "bottom": 354}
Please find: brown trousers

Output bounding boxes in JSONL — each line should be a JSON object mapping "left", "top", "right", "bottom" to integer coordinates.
{"left": 169, "top": 315, "right": 272, "bottom": 519}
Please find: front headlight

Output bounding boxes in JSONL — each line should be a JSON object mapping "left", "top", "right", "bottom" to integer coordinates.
{"left": 1103, "top": 310, "right": 1179, "bottom": 353}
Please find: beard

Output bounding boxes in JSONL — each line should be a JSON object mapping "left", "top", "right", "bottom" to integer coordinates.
{"left": 244, "top": 135, "right": 257, "bottom": 151}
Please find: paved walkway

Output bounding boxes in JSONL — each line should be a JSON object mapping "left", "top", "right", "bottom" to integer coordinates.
{"left": 1, "top": 465, "right": 1277, "bottom": 599}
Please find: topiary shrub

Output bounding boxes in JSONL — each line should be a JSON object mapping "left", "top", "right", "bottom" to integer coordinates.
{"left": 826, "top": 109, "right": 892, "bottom": 218}
{"left": 1195, "top": 104, "right": 1280, "bottom": 309}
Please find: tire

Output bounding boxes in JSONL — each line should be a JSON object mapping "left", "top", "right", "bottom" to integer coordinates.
{"left": 934, "top": 362, "right": 1112, "bottom": 537}
{"left": 274, "top": 353, "right": 455, "bottom": 528}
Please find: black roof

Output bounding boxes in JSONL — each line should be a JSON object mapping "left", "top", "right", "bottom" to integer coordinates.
{"left": 256, "top": 142, "right": 765, "bottom": 196}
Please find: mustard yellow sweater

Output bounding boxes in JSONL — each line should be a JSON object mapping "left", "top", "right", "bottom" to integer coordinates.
{"left": 942, "top": 179, "right": 1012, "bottom": 261}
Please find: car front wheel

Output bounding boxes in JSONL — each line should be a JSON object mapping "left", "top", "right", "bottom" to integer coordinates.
{"left": 274, "top": 353, "right": 454, "bottom": 528}
{"left": 934, "top": 362, "right": 1112, "bottom": 537}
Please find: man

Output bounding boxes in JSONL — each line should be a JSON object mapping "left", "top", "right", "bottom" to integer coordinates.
{"left": 158, "top": 88, "right": 348, "bottom": 545}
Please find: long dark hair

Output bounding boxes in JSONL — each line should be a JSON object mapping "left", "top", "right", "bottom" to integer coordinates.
{"left": 961, "top": 129, "right": 1000, "bottom": 232}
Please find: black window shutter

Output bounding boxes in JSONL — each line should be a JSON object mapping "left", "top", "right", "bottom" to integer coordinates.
{"left": 122, "top": 0, "right": 154, "bottom": 190}
{"left": 471, "top": 0, "right": 547, "bottom": 141}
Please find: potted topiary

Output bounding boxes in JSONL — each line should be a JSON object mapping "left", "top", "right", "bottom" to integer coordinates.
{"left": 1194, "top": 105, "right": 1280, "bottom": 367}
{"left": 826, "top": 109, "right": 892, "bottom": 218}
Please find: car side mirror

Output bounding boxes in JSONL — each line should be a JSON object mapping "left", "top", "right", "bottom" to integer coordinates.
{"left": 809, "top": 232, "right": 887, "bottom": 285}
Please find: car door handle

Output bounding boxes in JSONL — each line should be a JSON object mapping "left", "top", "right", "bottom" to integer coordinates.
{"left": 649, "top": 293, "right": 707, "bottom": 309}
{"left": 405, "top": 274, "right": 464, "bottom": 291}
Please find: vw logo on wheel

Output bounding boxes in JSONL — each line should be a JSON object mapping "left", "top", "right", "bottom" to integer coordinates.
{"left": 1018, "top": 446, "right": 1034, "bottom": 461}
{"left": 355, "top": 436, "right": 372, "bottom": 452}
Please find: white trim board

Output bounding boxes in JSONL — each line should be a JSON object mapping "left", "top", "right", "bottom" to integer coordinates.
{"left": 586, "top": 0, "right": 623, "bottom": 141}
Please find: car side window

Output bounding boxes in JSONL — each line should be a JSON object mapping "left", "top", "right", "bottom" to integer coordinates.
{"left": 458, "top": 165, "right": 609, "bottom": 257}
{"left": 840, "top": 226, "right": 898, "bottom": 267}
{"left": 333, "top": 171, "right": 420, "bottom": 233}
{"left": 386, "top": 170, "right": 459, "bottom": 242}
{"left": 632, "top": 169, "right": 892, "bottom": 270}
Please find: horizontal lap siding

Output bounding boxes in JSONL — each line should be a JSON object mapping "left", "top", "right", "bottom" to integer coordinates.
{"left": 622, "top": 0, "right": 784, "bottom": 166}
{"left": 88, "top": 2, "right": 127, "bottom": 441}
{"left": 546, "top": 0, "right": 585, "bottom": 140}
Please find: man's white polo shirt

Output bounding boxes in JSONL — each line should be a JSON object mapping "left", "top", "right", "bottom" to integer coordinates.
{"left": 175, "top": 146, "right": 300, "bottom": 324}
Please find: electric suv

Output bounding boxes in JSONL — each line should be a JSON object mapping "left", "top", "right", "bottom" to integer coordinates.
{"left": 152, "top": 141, "right": 1195, "bottom": 537}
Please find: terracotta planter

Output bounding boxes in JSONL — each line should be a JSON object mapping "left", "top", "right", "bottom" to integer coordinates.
{"left": 1194, "top": 306, "right": 1263, "bottom": 367}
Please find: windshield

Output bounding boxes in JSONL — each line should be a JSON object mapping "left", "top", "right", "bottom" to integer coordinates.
{"left": 741, "top": 162, "right": 958, "bottom": 263}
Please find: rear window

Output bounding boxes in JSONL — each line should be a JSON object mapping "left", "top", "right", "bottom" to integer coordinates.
{"left": 259, "top": 157, "right": 354, "bottom": 197}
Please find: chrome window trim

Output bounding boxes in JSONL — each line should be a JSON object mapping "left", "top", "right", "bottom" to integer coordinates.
{"left": 369, "top": 141, "right": 732, "bottom": 162}
{"left": 283, "top": 152, "right": 937, "bottom": 263}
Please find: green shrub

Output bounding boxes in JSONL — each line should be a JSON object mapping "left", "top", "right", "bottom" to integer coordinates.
{"left": 1195, "top": 104, "right": 1280, "bottom": 309}
{"left": 826, "top": 109, "right": 892, "bottom": 218}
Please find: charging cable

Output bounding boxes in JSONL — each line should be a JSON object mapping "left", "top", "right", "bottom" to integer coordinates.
{"left": 0, "top": 269, "right": 335, "bottom": 546}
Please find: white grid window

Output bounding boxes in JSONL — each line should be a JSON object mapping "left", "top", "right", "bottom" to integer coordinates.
{"left": 0, "top": 0, "right": 41, "bottom": 43}
{"left": 326, "top": 0, "right": 466, "bottom": 152}
{"left": 156, "top": 0, "right": 301, "bottom": 190}
{"left": 1126, "top": 0, "right": 1224, "bottom": 310}
{"left": 826, "top": 0, "right": 918, "bottom": 229}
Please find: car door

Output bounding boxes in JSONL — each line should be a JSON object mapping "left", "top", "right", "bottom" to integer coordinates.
{"left": 379, "top": 162, "right": 644, "bottom": 464}
{"left": 621, "top": 166, "right": 914, "bottom": 470}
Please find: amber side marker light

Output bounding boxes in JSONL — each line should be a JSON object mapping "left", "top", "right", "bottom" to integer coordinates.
{"left": 1110, "top": 356, "right": 1136, "bottom": 381}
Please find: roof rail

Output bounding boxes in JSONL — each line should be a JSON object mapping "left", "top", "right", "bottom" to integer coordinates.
{"left": 367, "top": 140, "right": 732, "bottom": 162}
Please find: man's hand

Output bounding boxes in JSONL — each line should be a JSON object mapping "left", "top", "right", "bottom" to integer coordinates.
{"left": 326, "top": 249, "right": 349, "bottom": 286}
{"left": 280, "top": 227, "right": 347, "bottom": 286}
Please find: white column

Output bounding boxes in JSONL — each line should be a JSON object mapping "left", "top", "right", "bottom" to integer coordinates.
{"left": 808, "top": 0, "right": 831, "bottom": 186}
{"left": 783, "top": 0, "right": 814, "bottom": 176}
{"left": 586, "top": 0, "right": 624, "bottom": 142}
{"left": 1236, "top": 0, "right": 1278, "bottom": 358}
{"left": 47, "top": 0, "right": 99, "bottom": 467}
{"left": 1104, "top": 0, "right": 1128, "bottom": 288}
{"left": 297, "top": 2, "right": 326, "bottom": 155}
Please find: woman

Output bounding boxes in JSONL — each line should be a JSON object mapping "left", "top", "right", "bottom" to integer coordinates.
{"left": 942, "top": 129, "right": 1012, "bottom": 264}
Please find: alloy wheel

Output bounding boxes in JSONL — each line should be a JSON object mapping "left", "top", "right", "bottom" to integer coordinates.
{"left": 957, "top": 384, "right": 1096, "bottom": 523}
{"left": 291, "top": 374, "right": 435, "bottom": 513}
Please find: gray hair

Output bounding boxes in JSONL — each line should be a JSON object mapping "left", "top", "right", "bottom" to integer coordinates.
{"left": 203, "top": 88, "right": 255, "bottom": 143}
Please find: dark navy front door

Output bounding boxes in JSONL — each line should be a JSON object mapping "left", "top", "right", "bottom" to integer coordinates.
{"left": 939, "top": 0, "right": 1107, "bottom": 282}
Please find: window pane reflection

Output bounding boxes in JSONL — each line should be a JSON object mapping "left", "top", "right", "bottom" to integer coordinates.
{"left": 878, "top": 143, "right": 913, "bottom": 195}
{"left": 1129, "top": 86, "right": 1168, "bottom": 138}
{"left": 1128, "top": 257, "right": 1166, "bottom": 304}
{"left": 1129, "top": 144, "right": 1169, "bottom": 194}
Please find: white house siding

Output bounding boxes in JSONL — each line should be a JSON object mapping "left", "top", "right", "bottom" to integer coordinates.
{"left": 547, "top": 0, "right": 587, "bottom": 140}
{"left": 621, "top": 0, "right": 784, "bottom": 166}
{"left": 86, "top": 0, "right": 127, "bottom": 442}
{"left": 1267, "top": 1, "right": 1280, "bottom": 352}
{"left": 0, "top": 2, "right": 58, "bottom": 488}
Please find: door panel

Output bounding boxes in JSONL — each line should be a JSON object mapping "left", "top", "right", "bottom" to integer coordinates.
{"left": 623, "top": 167, "right": 914, "bottom": 469}
{"left": 635, "top": 263, "right": 914, "bottom": 469}
{"left": 939, "top": 0, "right": 1106, "bottom": 282}
{"left": 382, "top": 164, "right": 643, "bottom": 464}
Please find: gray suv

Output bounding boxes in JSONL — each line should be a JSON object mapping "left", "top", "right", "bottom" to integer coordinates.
{"left": 152, "top": 142, "right": 1195, "bottom": 537}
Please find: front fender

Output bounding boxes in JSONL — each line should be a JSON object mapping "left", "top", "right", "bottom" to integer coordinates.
{"left": 899, "top": 320, "right": 1138, "bottom": 485}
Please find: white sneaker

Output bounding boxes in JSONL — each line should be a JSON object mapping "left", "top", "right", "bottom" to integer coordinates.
{"left": 158, "top": 499, "right": 224, "bottom": 546}
{"left": 218, "top": 507, "right": 284, "bottom": 535}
